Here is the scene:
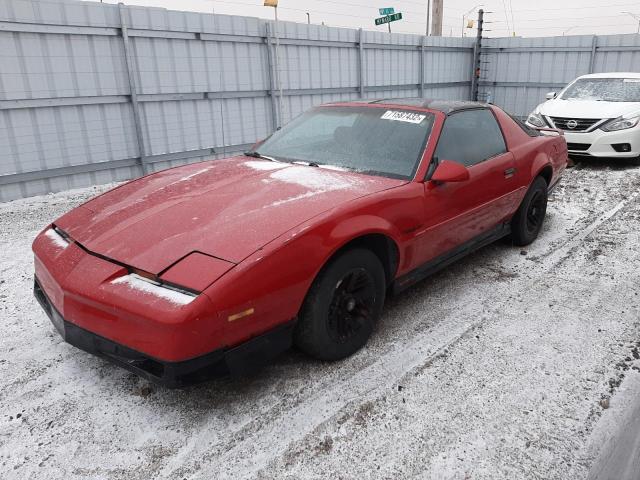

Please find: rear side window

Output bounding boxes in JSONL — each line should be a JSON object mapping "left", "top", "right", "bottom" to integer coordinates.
{"left": 434, "top": 109, "right": 507, "bottom": 167}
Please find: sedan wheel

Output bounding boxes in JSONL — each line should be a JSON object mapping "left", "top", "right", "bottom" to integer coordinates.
{"left": 294, "top": 249, "right": 386, "bottom": 361}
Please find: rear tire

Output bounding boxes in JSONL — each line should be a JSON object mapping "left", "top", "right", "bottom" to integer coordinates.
{"left": 510, "top": 176, "right": 548, "bottom": 246}
{"left": 294, "top": 248, "right": 386, "bottom": 361}
{"left": 629, "top": 156, "right": 640, "bottom": 167}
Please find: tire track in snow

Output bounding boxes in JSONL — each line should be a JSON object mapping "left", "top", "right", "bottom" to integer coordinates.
{"left": 164, "top": 190, "right": 640, "bottom": 480}
{"left": 530, "top": 190, "right": 638, "bottom": 266}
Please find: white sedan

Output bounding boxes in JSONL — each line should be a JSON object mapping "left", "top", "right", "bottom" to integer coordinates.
{"left": 526, "top": 72, "right": 640, "bottom": 165}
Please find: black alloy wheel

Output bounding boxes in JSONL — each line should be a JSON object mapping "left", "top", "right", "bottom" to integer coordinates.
{"left": 510, "top": 176, "right": 548, "bottom": 246}
{"left": 526, "top": 190, "right": 546, "bottom": 236}
{"left": 327, "top": 268, "right": 376, "bottom": 345}
{"left": 294, "top": 248, "right": 386, "bottom": 361}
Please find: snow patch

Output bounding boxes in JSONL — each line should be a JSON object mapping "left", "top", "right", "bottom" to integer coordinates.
{"left": 178, "top": 167, "right": 213, "bottom": 182}
{"left": 269, "top": 166, "right": 356, "bottom": 191}
{"left": 267, "top": 190, "right": 322, "bottom": 208}
{"left": 318, "top": 164, "right": 349, "bottom": 172}
{"left": 44, "top": 228, "right": 69, "bottom": 250}
{"left": 111, "top": 274, "right": 195, "bottom": 306}
{"left": 244, "top": 160, "right": 288, "bottom": 171}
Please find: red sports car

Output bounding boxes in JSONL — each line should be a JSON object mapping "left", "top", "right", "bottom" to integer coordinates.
{"left": 33, "top": 99, "right": 567, "bottom": 387}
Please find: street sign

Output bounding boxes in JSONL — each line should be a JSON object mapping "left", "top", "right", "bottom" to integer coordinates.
{"left": 375, "top": 12, "right": 402, "bottom": 26}
{"left": 379, "top": 7, "right": 395, "bottom": 15}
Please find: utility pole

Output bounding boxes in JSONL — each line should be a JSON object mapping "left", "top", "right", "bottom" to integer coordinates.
{"left": 430, "top": 0, "right": 443, "bottom": 36}
{"left": 426, "top": 0, "right": 431, "bottom": 36}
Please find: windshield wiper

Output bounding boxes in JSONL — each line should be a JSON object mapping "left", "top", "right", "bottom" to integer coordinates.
{"left": 292, "top": 160, "right": 320, "bottom": 167}
{"left": 244, "top": 151, "right": 281, "bottom": 163}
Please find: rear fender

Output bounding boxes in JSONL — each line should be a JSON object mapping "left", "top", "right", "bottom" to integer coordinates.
{"left": 530, "top": 152, "right": 554, "bottom": 188}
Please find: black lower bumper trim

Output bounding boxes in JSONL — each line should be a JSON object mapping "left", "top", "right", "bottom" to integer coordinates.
{"left": 34, "top": 278, "right": 295, "bottom": 388}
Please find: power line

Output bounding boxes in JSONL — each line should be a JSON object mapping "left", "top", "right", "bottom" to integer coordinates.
{"left": 512, "top": 1, "right": 640, "bottom": 13}
{"left": 487, "top": 22, "right": 638, "bottom": 31}
{"left": 100, "top": 0, "right": 640, "bottom": 37}
{"left": 500, "top": 0, "right": 511, "bottom": 34}
{"left": 444, "top": 0, "right": 640, "bottom": 14}
{"left": 508, "top": 0, "right": 516, "bottom": 35}
{"left": 211, "top": 0, "right": 400, "bottom": 23}
{"left": 488, "top": 13, "right": 639, "bottom": 23}
{"left": 210, "top": 0, "right": 451, "bottom": 28}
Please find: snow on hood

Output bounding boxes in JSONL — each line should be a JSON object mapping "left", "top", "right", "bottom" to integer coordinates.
{"left": 44, "top": 228, "right": 70, "bottom": 250}
{"left": 111, "top": 274, "right": 195, "bottom": 306}
{"left": 535, "top": 98, "right": 640, "bottom": 120}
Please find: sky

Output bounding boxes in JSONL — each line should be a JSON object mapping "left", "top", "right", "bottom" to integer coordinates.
{"left": 87, "top": 0, "right": 640, "bottom": 38}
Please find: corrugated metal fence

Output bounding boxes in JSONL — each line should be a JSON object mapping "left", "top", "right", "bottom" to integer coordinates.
{"left": 478, "top": 34, "right": 640, "bottom": 118}
{"left": 0, "top": 0, "right": 475, "bottom": 201}
{"left": 5, "top": 0, "right": 639, "bottom": 202}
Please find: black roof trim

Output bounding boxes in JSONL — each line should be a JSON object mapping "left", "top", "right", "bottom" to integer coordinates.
{"left": 367, "top": 98, "right": 490, "bottom": 113}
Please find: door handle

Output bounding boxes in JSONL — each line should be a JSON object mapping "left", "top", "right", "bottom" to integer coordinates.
{"left": 504, "top": 167, "right": 516, "bottom": 178}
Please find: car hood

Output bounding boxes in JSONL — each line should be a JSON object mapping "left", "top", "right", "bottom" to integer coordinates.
{"left": 55, "top": 156, "right": 405, "bottom": 273}
{"left": 537, "top": 99, "right": 640, "bottom": 120}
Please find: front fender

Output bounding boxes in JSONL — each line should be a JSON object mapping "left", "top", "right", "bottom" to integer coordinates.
{"left": 205, "top": 183, "right": 423, "bottom": 348}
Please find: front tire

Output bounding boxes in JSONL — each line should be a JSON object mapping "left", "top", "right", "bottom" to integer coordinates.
{"left": 294, "top": 248, "right": 386, "bottom": 361}
{"left": 510, "top": 176, "right": 548, "bottom": 246}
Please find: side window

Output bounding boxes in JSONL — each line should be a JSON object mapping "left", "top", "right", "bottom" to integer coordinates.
{"left": 434, "top": 109, "right": 507, "bottom": 167}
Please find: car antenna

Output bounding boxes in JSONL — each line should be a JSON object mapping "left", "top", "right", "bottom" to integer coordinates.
{"left": 219, "top": 70, "right": 227, "bottom": 158}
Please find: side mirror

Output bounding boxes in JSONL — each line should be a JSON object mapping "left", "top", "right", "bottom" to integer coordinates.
{"left": 545, "top": 91, "right": 557, "bottom": 100}
{"left": 431, "top": 160, "right": 470, "bottom": 183}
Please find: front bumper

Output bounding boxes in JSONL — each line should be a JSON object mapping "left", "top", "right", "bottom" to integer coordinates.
{"left": 528, "top": 122, "right": 640, "bottom": 158}
{"left": 35, "top": 278, "right": 294, "bottom": 387}
{"left": 564, "top": 128, "right": 640, "bottom": 158}
{"left": 32, "top": 230, "right": 223, "bottom": 363}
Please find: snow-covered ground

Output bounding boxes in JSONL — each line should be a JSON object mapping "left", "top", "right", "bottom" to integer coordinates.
{"left": 1, "top": 161, "right": 639, "bottom": 479}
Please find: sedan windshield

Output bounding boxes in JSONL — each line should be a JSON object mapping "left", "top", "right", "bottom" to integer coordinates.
{"left": 254, "top": 106, "right": 435, "bottom": 179}
{"left": 561, "top": 78, "right": 640, "bottom": 102}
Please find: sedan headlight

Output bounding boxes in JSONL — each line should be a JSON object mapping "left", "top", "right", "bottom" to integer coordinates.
{"left": 601, "top": 115, "right": 640, "bottom": 132}
{"left": 526, "top": 112, "right": 547, "bottom": 128}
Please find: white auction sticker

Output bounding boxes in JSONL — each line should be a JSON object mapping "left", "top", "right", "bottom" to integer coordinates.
{"left": 380, "top": 110, "right": 426, "bottom": 124}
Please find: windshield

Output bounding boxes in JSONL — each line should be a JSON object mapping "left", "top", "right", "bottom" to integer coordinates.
{"left": 254, "top": 106, "right": 435, "bottom": 179}
{"left": 561, "top": 78, "right": 640, "bottom": 102}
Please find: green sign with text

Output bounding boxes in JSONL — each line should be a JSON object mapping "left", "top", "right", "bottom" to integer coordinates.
{"left": 375, "top": 12, "right": 402, "bottom": 26}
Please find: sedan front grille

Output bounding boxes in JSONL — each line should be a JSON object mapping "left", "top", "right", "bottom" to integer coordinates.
{"left": 549, "top": 117, "right": 601, "bottom": 132}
